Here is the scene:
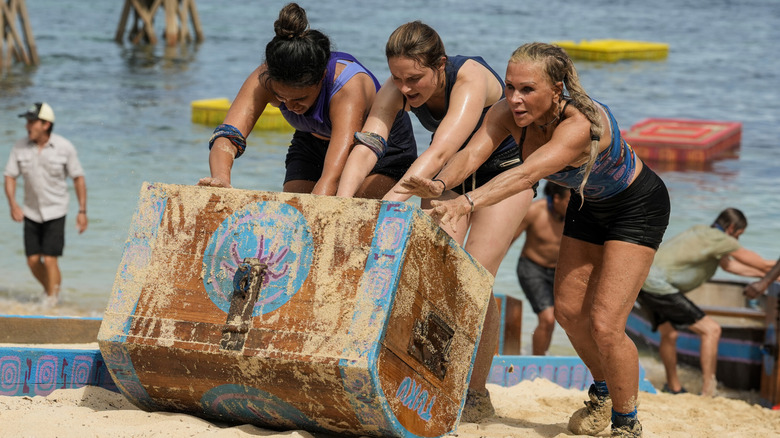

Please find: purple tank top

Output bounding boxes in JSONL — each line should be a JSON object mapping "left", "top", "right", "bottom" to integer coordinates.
{"left": 279, "top": 52, "right": 380, "bottom": 138}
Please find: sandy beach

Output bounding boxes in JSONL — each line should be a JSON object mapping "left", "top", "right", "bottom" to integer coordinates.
{"left": 1, "top": 377, "right": 777, "bottom": 437}
{"left": 2, "top": 295, "right": 780, "bottom": 437}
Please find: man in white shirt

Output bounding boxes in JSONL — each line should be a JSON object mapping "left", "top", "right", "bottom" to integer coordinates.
{"left": 4, "top": 102, "right": 88, "bottom": 307}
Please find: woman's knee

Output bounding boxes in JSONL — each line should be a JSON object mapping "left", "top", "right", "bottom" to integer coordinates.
{"left": 590, "top": 317, "right": 627, "bottom": 349}
{"left": 554, "top": 304, "right": 583, "bottom": 333}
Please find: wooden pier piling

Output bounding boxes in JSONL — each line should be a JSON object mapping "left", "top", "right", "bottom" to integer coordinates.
{"left": 0, "top": 0, "right": 39, "bottom": 72}
{"left": 116, "top": 0, "right": 203, "bottom": 46}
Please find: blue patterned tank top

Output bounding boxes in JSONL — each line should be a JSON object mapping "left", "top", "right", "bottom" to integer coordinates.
{"left": 537, "top": 101, "right": 638, "bottom": 200}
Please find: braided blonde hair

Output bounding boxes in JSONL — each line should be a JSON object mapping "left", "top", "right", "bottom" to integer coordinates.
{"left": 509, "top": 42, "right": 603, "bottom": 198}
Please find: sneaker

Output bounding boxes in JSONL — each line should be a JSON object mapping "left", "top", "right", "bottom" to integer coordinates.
{"left": 611, "top": 416, "right": 642, "bottom": 437}
{"left": 568, "top": 383, "right": 612, "bottom": 435}
{"left": 661, "top": 383, "right": 687, "bottom": 394}
{"left": 460, "top": 388, "right": 495, "bottom": 423}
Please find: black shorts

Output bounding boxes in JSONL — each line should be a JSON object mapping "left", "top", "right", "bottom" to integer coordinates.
{"left": 516, "top": 256, "right": 556, "bottom": 314}
{"left": 24, "top": 216, "right": 66, "bottom": 257}
{"left": 563, "top": 165, "right": 670, "bottom": 250}
{"left": 284, "top": 111, "right": 417, "bottom": 184}
{"left": 636, "top": 290, "right": 706, "bottom": 331}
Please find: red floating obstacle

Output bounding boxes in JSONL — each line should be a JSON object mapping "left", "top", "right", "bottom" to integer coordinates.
{"left": 623, "top": 118, "right": 742, "bottom": 163}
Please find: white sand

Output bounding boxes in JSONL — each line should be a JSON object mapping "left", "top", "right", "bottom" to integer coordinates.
{"left": 1, "top": 378, "right": 777, "bottom": 438}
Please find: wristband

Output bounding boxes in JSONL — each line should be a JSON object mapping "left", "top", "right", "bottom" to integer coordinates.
{"left": 463, "top": 192, "right": 475, "bottom": 214}
{"left": 79, "top": 210, "right": 87, "bottom": 214}
{"left": 354, "top": 131, "right": 387, "bottom": 160}
{"left": 432, "top": 178, "right": 446, "bottom": 192}
{"left": 209, "top": 124, "right": 247, "bottom": 158}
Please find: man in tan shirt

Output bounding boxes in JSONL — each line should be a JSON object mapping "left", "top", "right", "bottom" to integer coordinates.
{"left": 4, "top": 102, "right": 88, "bottom": 307}
{"left": 637, "top": 208, "right": 774, "bottom": 396}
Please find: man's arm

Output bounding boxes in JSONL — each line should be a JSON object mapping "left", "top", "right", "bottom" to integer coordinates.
{"left": 744, "top": 257, "right": 780, "bottom": 298}
{"left": 4, "top": 175, "right": 23, "bottom": 222}
{"left": 720, "top": 255, "right": 768, "bottom": 277}
{"left": 722, "top": 247, "right": 776, "bottom": 274}
{"left": 73, "top": 175, "right": 87, "bottom": 234}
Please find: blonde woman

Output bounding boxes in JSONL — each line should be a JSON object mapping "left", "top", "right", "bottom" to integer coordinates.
{"left": 399, "top": 42, "right": 671, "bottom": 437}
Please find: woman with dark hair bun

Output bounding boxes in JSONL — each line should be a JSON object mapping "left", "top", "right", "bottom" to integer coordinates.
{"left": 199, "top": 3, "right": 416, "bottom": 198}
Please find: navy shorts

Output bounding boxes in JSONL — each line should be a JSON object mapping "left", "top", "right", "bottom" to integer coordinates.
{"left": 284, "top": 110, "right": 417, "bottom": 184}
{"left": 516, "top": 256, "right": 556, "bottom": 314}
{"left": 636, "top": 290, "right": 706, "bottom": 331}
{"left": 563, "top": 165, "right": 670, "bottom": 250}
{"left": 24, "top": 216, "right": 66, "bottom": 257}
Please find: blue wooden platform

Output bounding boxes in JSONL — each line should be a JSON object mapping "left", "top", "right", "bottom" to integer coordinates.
{"left": 488, "top": 355, "right": 657, "bottom": 394}
{"left": 1, "top": 346, "right": 655, "bottom": 397}
{"left": 0, "top": 346, "right": 116, "bottom": 397}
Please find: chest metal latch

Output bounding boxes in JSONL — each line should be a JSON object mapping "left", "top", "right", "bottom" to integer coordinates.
{"left": 220, "top": 257, "right": 267, "bottom": 351}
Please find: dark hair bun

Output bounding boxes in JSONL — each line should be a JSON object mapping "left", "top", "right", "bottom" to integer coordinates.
{"left": 274, "top": 3, "right": 308, "bottom": 39}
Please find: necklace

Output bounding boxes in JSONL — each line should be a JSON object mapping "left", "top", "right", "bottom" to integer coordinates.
{"left": 536, "top": 113, "right": 560, "bottom": 133}
{"left": 536, "top": 102, "right": 563, "bottom": 133}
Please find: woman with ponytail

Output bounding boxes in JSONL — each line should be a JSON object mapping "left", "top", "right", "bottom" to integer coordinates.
{"left": 199, "top": 3, "right": 416, "bottom": 197}
{"left": 398, "top": 42, "right": 670, "bottom": 437}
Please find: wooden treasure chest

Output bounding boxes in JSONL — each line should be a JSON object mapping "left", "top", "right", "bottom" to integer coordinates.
{"left": 97, "top": 183, "right": 494, "bottom": 437}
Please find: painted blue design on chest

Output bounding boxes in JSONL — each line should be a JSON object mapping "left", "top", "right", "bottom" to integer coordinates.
{"left": 200, "top": 384, "right": 323, "bottom": 432}
{"left": 202, "top": 201, "right": 313, "bottom": 316}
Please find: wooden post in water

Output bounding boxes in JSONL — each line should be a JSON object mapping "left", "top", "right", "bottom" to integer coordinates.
{"left": 0, "top": 0, "right": 39, "bottom": 72}
{"left": 115, "top": 0, "right": 204, "bottom": 46}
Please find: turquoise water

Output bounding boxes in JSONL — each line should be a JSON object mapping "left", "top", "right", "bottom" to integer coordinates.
{"left": 1, "top": 1, "right": 779, "bottom": 359}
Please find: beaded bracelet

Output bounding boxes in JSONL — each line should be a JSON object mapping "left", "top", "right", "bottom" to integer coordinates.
{"left": 209, "top": 124, "right": 247, "bottom": 158}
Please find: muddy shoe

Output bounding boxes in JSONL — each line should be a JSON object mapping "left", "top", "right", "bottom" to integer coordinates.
{"left": 460, "top": 388, "right": 495, "bottom": 423}
{"left": 567, "top": 383, "right": 612, "bottom": 435}
{"left": 611, "top": 416, "right": 642, "bottom": 437}
{"left": 661, "top": 383, "right": 687, "bottom": 394}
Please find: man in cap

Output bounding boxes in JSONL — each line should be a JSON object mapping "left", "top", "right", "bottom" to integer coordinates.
{"left": 4, "top": 102, "right": 88, "bottom": 307}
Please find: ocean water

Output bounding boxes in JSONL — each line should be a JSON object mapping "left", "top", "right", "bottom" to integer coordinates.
{"left": 1, "top": 0, "right": 779, "bottom": 367}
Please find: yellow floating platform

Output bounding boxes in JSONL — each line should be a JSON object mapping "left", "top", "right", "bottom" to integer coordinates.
{"left": 553, "top": 39, "right": 669, "bottom": 62}
{"left": 191, "top": 98, "right": 294, "bottom": 132}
